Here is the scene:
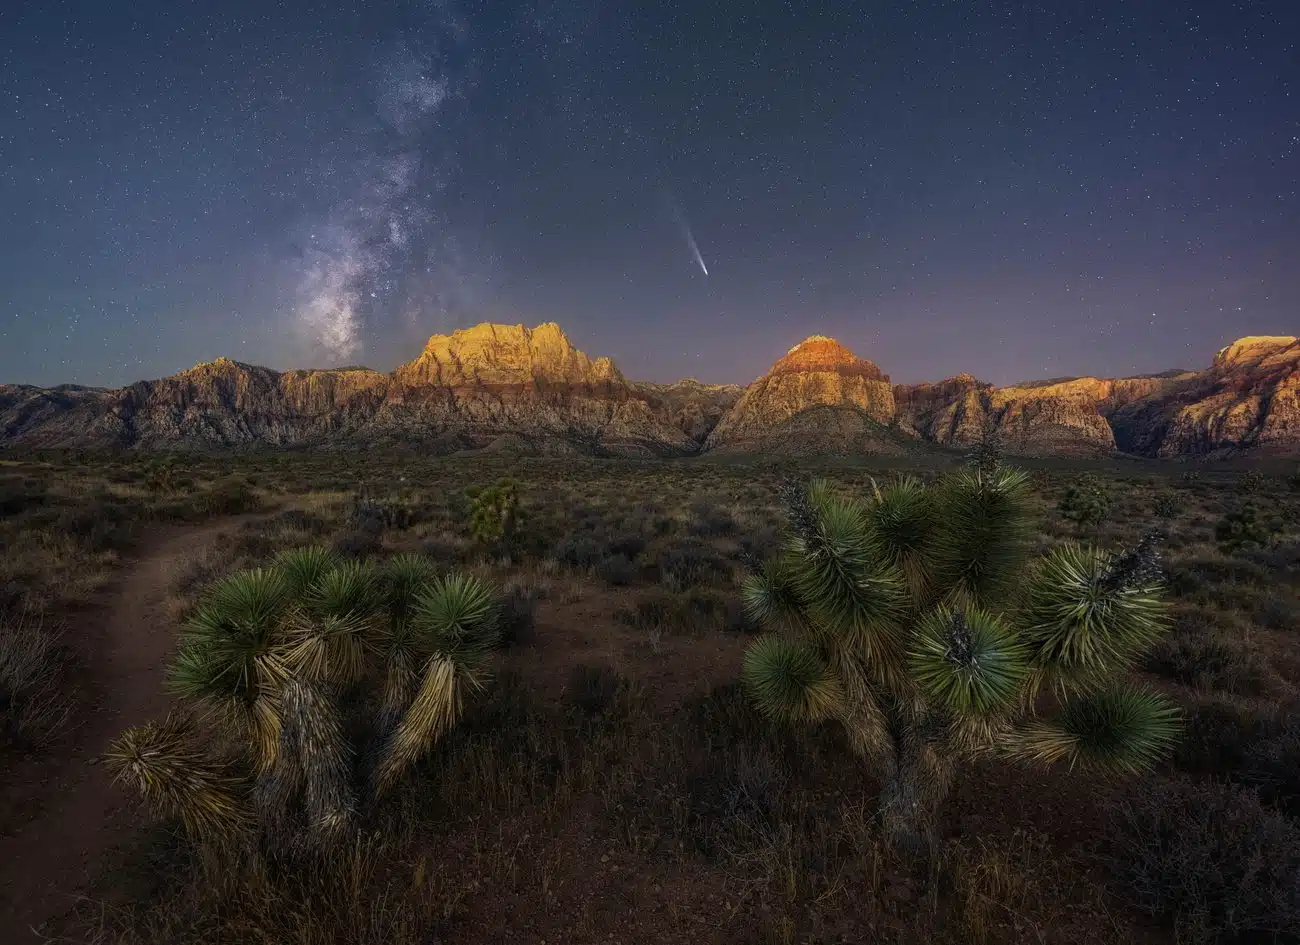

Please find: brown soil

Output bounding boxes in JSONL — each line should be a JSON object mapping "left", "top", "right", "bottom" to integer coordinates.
{"left": 0, "top": 513, "right": 275, "bottom": 942}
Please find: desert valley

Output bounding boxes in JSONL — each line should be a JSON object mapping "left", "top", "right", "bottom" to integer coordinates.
{"left": 1, "top": 324, "right": 1299, "bottom": 944}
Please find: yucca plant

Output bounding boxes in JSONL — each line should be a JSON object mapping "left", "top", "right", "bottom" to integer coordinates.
{"left": 740, "top": 466, "right": 1181, "bottom": 849}
{"left": 465, "top": 478, "right": 524, "bottom": 549}
{"left": 106, "top": 548, "right": 501, "bottom": 856}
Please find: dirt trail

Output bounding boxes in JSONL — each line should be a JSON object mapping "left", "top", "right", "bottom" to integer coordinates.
{"left": 0, "top": 513, "right": 274, "bottom": 942}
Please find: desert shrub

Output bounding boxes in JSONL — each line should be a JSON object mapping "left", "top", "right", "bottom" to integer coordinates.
{"left": 1241, "top": 705, "right": 1300, "bottom": 818}
{"left": 684, "top": 745, "right": 785, "bottom": 857}
{"left": 268, "top": 508, "right": 331, "bottom": 537}
{"left": 1216, "top": 502, "right": 1284, "bottom": 555}
{"left": 1056, "top": 473, "right": 1111, "bottom": 531}
{"left": 1143, "top": 628, "right": 1272, "bottom": 696}
{"left": 657, "top": 539, "right": 728, "bottom": 591}
{"left": 595, "top": 553, "right": 638, "bottom": 586}
{"left": 1253, "top": 593, "right": 1300, "bottom": 632}
{"left": 105, "top": 550, "right": 502, "bottom": 858}
{"left": 1237, "top": 469, "right": 1267, "bottom": 494}
{"left": 1181, "top": 470, "right": 1203, "bottom": 486}
{"left": 0, "top": 481, "right": 47, "bottom": 517}
{"left": 347, "top": 491, "right": 418, "bottom": 531}
{"left": 331, "top": 523, "right": 383, "bottom": 558}
{"left": 496, "top": 580, "right": 539, "bottom": 646}
{"left": 737, "top": 523, "right": 782, "bottom": 563}
{"left": 554, "top": 534, "right": 602, "bottom": 570}
{"left": 51, "top": 500, "right": 138, "bottom": 553}
{"left": 1152, "top": 491, "right": 1180, "bottom": 520}
{"left": 686, "top": 496, "right": 737, "bottom": 537}
{"left": 465, "top": 478, "right": 524, "bottom": 549}
{"left": 142, "top": 455, "right": 179, "bottom": 494}
{"left": 604, "top": 532, "right": 646, "bottom": 560}
{"left": 1106, "top": 778, "right": 1300, "bottom": 944}
{"left": 0, "top": 617, "right": 72, "bottom": 750}
{"left": 565, "top": 664, "right": 636, "bottom": 718}
{"left": 196, "top": 477, "right": 260, "bottom": 517}
{"left": 1167, "top": 556, "right": 1274, "bottom": 596}
{"left": 617, "top": 588, "right": 684, "bottom": 633}
{"left": 741, "top": 469, "right": 1180, "bottom": 847}
{"left": 1174, "top": 698, "right": 1261, "bottom": 777}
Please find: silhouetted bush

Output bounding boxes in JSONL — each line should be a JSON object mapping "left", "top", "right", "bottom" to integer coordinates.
{"left": 686, "top": 497, "right": 737, "bottom": 538}
{"left": 1216, "top": 502, "right": 1284, "bottom": 555}
{"left": 1174, "top": 698, "right": 1261, "bottom": 777}
{"left": 1144, "top": 629, "right": 1272, "bottom": 696}
{"left": 196, "top": 478, "right": 260, "bottom": 517}
{"left": 1241, "top": 705, "right": 1300, "bottom": 819}
{"left": 554, "top": 534, "right": 603, "bottom": 570}
{"left": 497, "top": 581, "right": 539, "bottom": 647}
{"left": 1106, "top": 779, "right": 1300, "bottom": 944}
{"left": 596, "top": 553, "right": 638, "bottom": 586}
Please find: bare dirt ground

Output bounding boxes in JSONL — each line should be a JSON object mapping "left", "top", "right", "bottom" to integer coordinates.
{"left": 0, "top": 513, "right": 274, "bottom": 943}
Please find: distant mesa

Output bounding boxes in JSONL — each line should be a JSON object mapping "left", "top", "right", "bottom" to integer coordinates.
{"left": 1, "top": 324, "right": 1297, "bottom": 459}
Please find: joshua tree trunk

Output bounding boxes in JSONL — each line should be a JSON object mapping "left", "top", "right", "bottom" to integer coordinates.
{"left": 876, "top": 730, "right": 950, "bottom": 853}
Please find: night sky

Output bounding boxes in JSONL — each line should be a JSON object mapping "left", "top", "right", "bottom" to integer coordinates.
{"left": 1, "top": 1, "right": 1297, "bottom": 389}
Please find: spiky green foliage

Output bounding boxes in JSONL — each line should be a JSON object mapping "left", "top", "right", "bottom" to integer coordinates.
{"left": 115, "top": 550, "right": 501, "bottom": 857}
{"left": 104, "top": 714, "right": 249, "bottom": 844}
{"left": 466, "top": 477, "right": 524, "bottom": 547}
{"left": 1057, "top": 474, "right": 1111, "bottom": 532}
{"left": 740, "top": 468, "right": 1180, "bottom": 845}
{"left": 931, "top": 466, "right": 1034, "bottom": 607}
{"left": 908, "top": 608, "right": 1027, "bottom": 717}
{"left": 373, "top": 573, "right": 501, "bottom": 794}
{"left": 284, "top": 561, "right": 380, "bottom": 685}
{"left": 168, "top": 568, "right": 293, "bottom": 771}
{"left": 743, "top": 637, "right": 845, "bottom": 725}
{"left": 1007, "top": 686, "right": 1183, "bottom": 774}
{"left": 273, "top": 546, "right": 338, "bottom": 596}
{"left": 1019, "top": 541, "right": 1170, "bottom": 696}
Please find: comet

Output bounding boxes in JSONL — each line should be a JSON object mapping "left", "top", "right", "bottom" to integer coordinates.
{"left": 664, "top": 188, "right": 709, "bottom": 277}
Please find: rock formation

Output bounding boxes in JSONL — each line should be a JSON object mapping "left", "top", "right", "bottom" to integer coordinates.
{"left": 0, "top": 323, "right": 709, "bottom": 456}
{"left": 1109, "top": 336, "right": 1300, "bottom": 456}
{"left": 704, "top": 337, "right": 895, "bottom": 451}
{"left": 2, "top": 324, "right": 1297, "bottom": 459}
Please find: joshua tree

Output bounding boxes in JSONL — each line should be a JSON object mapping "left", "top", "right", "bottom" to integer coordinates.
{"left": 1057, "top": 473, "right": 1112, "bottom": 533}
{"left": 466, "top": 478, "right": 524, "bottom": 549}
{"left": 106, "top": 548, "right": 500, "bottom": 855}
{"left": 740, "top": 467, "right": 1180, "bottom": 848}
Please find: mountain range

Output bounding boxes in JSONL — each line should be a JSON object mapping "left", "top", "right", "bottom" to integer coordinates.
{"left": 1, "top": 323, "right": 1297, "bottom": 459}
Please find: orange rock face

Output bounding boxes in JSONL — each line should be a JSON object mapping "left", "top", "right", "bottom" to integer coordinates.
{"left": 704, "top": 336, "right": 895, "bottom": 449}
{"left": 2, "top": 327, "right": 1297, "bottom": 458}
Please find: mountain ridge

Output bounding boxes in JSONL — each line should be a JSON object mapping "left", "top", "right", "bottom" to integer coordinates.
{"left": 2, "top": 324, "right": 1296, "bottom": 459}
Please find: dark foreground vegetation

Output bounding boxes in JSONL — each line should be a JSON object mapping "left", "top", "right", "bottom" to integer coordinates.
{"left": 2, "top": 448, "right": 1300, "bottom": 944}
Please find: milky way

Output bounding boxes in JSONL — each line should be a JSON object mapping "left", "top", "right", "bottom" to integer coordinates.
{"left": 1, "top": 1, "right": 1297, "bottom": 387}
{"left": 292, "top": 17, "right": 480, "bottom": 363}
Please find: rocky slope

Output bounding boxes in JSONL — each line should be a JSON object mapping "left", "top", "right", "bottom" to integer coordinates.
{"left": 2, "top": 325, "right": 1297, "bottom": 458}
{"left": 708, "top": 333, "right": 1298, "bottom": 458}
{"left": 704, "top": 337, "right": 895, "bottom": 450}
{"left": 0, "top": 323, "right": 722, "bottom": 456}
{"left": 1109, "top": 336, "right": 1300, "bottom": 456}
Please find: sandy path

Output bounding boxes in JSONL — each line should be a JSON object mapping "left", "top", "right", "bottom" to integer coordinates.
{"left": 0, "top": 513, "right": 274, "bottom": 942}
